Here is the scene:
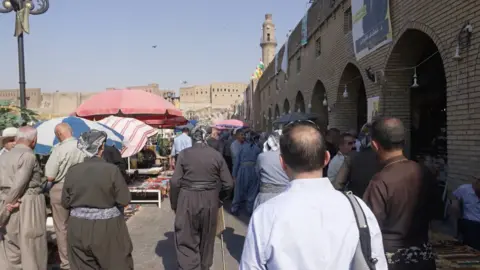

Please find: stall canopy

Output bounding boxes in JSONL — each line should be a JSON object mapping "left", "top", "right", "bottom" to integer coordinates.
{"left": 99, "top": 116, "right": 158, "bottom": 158}
{"left": 75, "top": 89, "right": 183, "bottom": 121}
{"left": 34, "top": 116, "right": 124, "bottom": 155}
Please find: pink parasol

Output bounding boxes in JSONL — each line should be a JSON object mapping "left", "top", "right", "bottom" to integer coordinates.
{"left": 213, "top": 119, "right": 248, "bottom": 129}
{"left": 75, "top": 89, "right": 182, "bottom": 120}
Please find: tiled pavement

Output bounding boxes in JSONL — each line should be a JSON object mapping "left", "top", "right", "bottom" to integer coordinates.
{"left": 127, "top": 201, "right": 249, "bottom": 270}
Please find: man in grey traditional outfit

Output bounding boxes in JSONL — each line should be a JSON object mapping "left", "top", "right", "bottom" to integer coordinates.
{"left": 170, "top": 126, "right": 234, "bottom": 270}
{"left": 0, "top": 126, "right": 48, "bottom": 270}
{"left": 253, "top": 130, "right": 290, "bottom": 210}
{"left": 62, "top": 130, "right": 133, "bottom": 270}
{"left": 44, "top": 123, "right": 86, "bottom": 270}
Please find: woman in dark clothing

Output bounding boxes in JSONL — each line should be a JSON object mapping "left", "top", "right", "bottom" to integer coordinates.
{"left": 62, "top": 130, "right": 133, "bottom": 270}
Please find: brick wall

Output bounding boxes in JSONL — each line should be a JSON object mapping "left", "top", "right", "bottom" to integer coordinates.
{"left": 253, "top": 0, "right": 480, "bottom": 187}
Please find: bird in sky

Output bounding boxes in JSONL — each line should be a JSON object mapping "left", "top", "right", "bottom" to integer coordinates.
{"left": 180, "top": 80, "right": 188, "bottom": 84}
{"left": 152, "top": 45, "right": 157, "bottom": 48}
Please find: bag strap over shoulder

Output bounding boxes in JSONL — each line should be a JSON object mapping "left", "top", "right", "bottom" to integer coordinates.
{"left": 343, "top": 191, "right": 378, "bottom": 270}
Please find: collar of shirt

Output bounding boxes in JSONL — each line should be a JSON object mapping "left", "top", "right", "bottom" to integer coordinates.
{"left": 14, "top": 144, "right": 33, "bottom": 152}
{"left": 289, "top": 178, "right": 334, "bottom": 192}
{"left": 381, "top": 155, "right": 407, "bottom": 168}
{"left": 59, "top": 137, "right": 75, "bottom": 145}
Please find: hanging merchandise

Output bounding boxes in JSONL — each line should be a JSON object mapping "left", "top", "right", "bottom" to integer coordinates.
{"left": 301, "top": 13, "right": 308, "bottom": 46}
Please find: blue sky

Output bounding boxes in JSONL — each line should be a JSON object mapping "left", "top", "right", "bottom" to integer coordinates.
{"left": 0, "top": 0, "right": 308, "bottom": 93}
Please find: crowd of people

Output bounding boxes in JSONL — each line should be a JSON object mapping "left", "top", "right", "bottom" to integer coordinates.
{"left": 170, "top": 117, "right": 480, "bottom": 270}
{"left": 0, "top": 116, "right": 478, "bottom": 270}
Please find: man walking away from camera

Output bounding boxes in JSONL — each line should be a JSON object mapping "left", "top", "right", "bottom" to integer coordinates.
{"left": 44, "top": 123, "right": 86, "bottom": 270}
{"left": 170, "top": 127, "right": 233, "bottom": 270}
{"left": 170, "top": 127, "right": 192, "bottom": 169}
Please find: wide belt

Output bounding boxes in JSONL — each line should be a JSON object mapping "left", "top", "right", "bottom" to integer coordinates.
{"left": 259, "top": 183, "right": 287, "bottom": 194}
{"left": 70, "top": 206, "right": 121, "bottom": 220}
{"left": 181, "top": 180, "right": 217, "bottom": 191}
{"left": 241, "top": 161, "right": 255, "bottom": 166}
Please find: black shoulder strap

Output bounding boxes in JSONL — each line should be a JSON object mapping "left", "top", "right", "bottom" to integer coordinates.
{"left": 343, "top": 191, "right": 378, "bottom": 270}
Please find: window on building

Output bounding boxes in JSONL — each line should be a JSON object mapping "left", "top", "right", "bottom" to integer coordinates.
{"left": 344, "top": 8, "right": 352, "bottom": 33}
{"left": 315, "top": 36, "right": 322, "bottom": 57}
{"left": 296, "top": 55, "right": 301, "bottom": 73}
{"left": 267, "top": 33, "right": 271, "bottom": 41}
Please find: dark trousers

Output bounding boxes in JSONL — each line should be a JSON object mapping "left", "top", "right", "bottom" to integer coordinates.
{"left": 175, "top": 189, "right": 219, "bottom": 270}
{"left": 459, "top": 218, "right": 480, "bottom": 250}
{"left": 224, "top": 156, "right": 232, "bottom": 174}
{"left": 68, "top": 216, "right": 133, "bottom": 270}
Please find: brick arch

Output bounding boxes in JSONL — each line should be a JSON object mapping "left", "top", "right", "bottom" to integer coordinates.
{"left": 311, "top": 80, "right": 329, "bottom": 130}
{"left": 282, "top": 99, "right": 290, "bottom": 114}
{"left": 266, "top": 107, "right": 272, "bottom": 132}
{"left": 383, "top": 27, "right": 447, "bottom": 159}
{"left": 274, "top": 104, "right": 280, "bottom": 120}
{"left": 294, "top": 91, "right": 305, "bottom": 113}
{"left": 382, "top": 22, "right": 448, "bottom": 73}
{"left": 331, "top": 62, "right": 367, "bottom": 132}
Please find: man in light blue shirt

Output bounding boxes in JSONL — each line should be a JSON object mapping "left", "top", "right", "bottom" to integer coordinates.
{"left": 452, "top": 178, "right": 480, "bottom": 250}
{"left": 240, "top": 121, "right": 387, "bottom": 270}
{"left": 170, "top": 127, "right": 192, "bottom": 169}
{"left": 230, "top": 128, "right": 245, "bottom": 175}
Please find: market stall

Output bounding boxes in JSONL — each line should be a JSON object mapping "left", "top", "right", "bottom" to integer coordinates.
{"left": 431, "top": 232, "right": 480, "bottom": 269}
{"left": 98, "top": 115, "right": 176, "bottom": 208}
{"left": 128, "top": 173, "right": 172, "bottom": 208}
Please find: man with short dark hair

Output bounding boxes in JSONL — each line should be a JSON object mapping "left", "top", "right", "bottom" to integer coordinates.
{"left": 170, "top": 127, "right": 192, "bottom": 169}
{"left": 240, "top": 121, "right": 387, "bottom": 270}
{"left": 327, "top": 133, "right": 355, "bottom": 181}
{"left": 363, "top": 117, "right": 437, "bottom": 270}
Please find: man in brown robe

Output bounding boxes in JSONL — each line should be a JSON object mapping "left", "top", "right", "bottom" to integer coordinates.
{"left": 363, "top": 117, "right": 437, "bottom": 270}
{"left": 170, "top": 127, "right": 233, "bottom": 270}
{"left": 0, "top": 126, "right": 47, "bottom": 270}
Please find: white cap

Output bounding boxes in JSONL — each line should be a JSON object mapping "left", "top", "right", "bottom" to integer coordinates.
{"left": 1, "top": 127, "right": 18, "bottom": 138}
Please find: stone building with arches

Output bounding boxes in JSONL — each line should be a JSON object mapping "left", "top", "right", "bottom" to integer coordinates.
{"left": 251, "top": 1, "right": 480, "bottom": 186}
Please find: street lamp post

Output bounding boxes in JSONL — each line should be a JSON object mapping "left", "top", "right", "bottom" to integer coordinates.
{"left": 0, "top": 0, "right": 49, "bottom": 109}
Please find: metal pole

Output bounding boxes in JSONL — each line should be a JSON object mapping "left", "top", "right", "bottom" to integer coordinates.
{"left": 17, "top": 32, "right": 27, "bottom": 109}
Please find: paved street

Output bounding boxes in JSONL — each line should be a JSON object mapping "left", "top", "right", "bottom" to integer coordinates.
{"left": 127, "top": 201, "right": 249, "bottom": 270}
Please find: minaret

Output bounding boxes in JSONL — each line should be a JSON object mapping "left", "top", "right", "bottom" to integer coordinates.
{"left": 260, "top": 14, "right": 277, "bottom": 67}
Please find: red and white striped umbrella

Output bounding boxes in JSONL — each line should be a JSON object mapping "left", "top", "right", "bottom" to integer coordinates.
{"left": 99, "top": 116, "right": 158, "bottom": 158}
